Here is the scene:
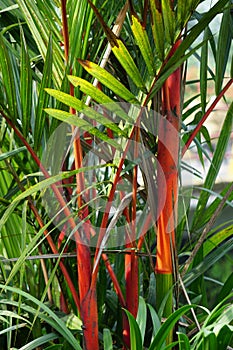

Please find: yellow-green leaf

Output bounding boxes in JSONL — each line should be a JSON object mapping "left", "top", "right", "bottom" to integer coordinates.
{"left": 78, "top": 59, "right": 139, "bottom": 104}
{"left": 45, "top": 88, "right": 83, "bottom": 109}
{"left": 86, "top": 0, "right": 146, "bottom": 92}
{"left": 68, "top": 76, "right": 133, "bottom": 122}
{"left": 45, "top": 89, "right": 127, "bottom": 137}
{"left": 203, "top": 225, "right": 233, "bottom": 257}
{"left": 66, "top": 314, "right": 82, "bottom": 331}
{"left": 149, "top": 0, "right": 164, "bottom": 61}
{"left": 112, "top": 39, "right": 147, "bottom": 92}
{"left": 131, "top": 15, "right": 155, "bottom": 76}
{"left": 69, "top": 77, "right": 113, "bottom": 105}
{"left": 177, "top": 0, "right": 185, "bottom": 27}
{"left": 177, "top": 0, "right": 201, "bottom": 28}
{"left": 161, "top": 0, "right": 175, "bottom": 44}
{"left": 45, "top": 108, "right": 122, "bottom": 150}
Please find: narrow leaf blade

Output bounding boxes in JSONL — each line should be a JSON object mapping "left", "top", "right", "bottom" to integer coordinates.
{"left": 124, "top": 309, "right": 143, "bottom": 350}
{"left": 131, "top": 15, "right": 155, "bottom": 76}
{"left": 149, "top": 1, "right": 164, "bottom": 61}
{"left": 78, "top": 59, "right": 139, "bottom": 104}
{"left": 215, "top": 6, "right": 232, "bottom": 94}
{"left": 161, "top": 0, "right": 175, "bottom": 44}
{"left": 45, "top": 108, "right": 122, "bottom": 150}
{"left": 112, "top": 39, "right": 147, "bottom": 92}
{"left": 34, "top": 36, "right": 53, "bottom": 150}
{"left": 20, "top": 27, "right": 32, "bottom": 135}
{"left": 68, "top": 75, "right": 133, "bottom": 122}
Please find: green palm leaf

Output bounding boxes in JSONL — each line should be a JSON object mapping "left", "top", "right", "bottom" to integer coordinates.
{"left": 161, "top": 0, "right": 175, "bottom": 44}
{"left": 149, "top": 0, "right": 164, "bottom": 61}
{"left": 45, "top": 88, "right": 127, "bottom": 137}
{"left": 20, "top": 28, "right": 32, "bottom": 136}
{"left": 131, "top": 15, "right": 155, "bottom": 76}
{"left": 78, "top": 59, "right": 139, "bottom": 104}
{"left": 45, "top": 108, "right": 123, "bottom": 150}
{"left": 0, "top": 287, "right": 82, "bottom": 350}
{"left": 68, "top": 75, "right": 133, "bottom": 122}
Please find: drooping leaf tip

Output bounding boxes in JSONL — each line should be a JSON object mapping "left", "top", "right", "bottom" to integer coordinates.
{"left": 78, "top": 59, "right": 91, "bottom": 68}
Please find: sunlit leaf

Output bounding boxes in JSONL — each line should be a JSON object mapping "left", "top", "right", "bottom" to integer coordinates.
{"left": 87, "top": 0, "right": 146, "bottom": 92}
{"left": 78, "top": 59, "right": 139, "bottom": 104}
{"left": 68, "top": 75, "right": 114, "bottom": 104}
{"left": 45, "top": 108, "right": 122, "bottom": 149}
{"left": 68, "top": 75, "right": 133, "bottom": 122}
{"left": 131, "top": 15, "right": 155, "bottom": 76}
{"left": 149, "top": 0, "right": 164, "bottom": 61}
{"left": 112, "top": 39, "right": 147, "bottom": 92}
{"left": 161, "top": 0, "right": 175, "bottom": 44}
{"left": 45, "top": 88, "right": 128, "bottom": 138}
{"left": 203, "top": 224, "right": 233, "bottom": 257}
{"left": 151, "top": 0, "right": 229, "bottom": 97}
{"left": 65, "top": 313, "right": 82, "bottom": 330}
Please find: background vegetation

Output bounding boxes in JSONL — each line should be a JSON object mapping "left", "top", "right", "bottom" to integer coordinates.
{"left": 0, "top": 0, "right": 233, "bottom": 349}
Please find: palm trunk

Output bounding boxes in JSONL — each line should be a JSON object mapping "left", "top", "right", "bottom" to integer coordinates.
{"left": 155, "top": 61, "right": 181, "bottom": 342}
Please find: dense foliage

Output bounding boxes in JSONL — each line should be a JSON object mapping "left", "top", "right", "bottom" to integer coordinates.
{"left": 0, "top": 0, "right": 233, "bottom": 349}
